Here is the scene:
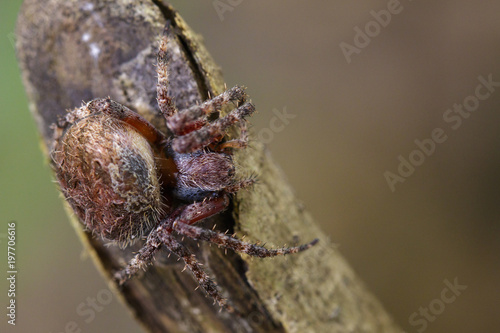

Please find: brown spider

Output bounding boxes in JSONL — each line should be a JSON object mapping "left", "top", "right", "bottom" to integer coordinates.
{"left": 51, "top": 26, "right": 318, "bottom": 311}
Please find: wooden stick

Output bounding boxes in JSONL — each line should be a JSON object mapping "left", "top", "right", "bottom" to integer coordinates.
{"left": 16, "top": 1, "right": 403, "bottom": 332}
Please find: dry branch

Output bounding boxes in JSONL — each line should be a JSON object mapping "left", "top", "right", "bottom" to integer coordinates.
{"left": 16, "top": 1, "right": 403, "bottom": 332}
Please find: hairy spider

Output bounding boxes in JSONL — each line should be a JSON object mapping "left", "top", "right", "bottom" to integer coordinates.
{"left": 51, "top": 26, "right": 318, "bottom": 311}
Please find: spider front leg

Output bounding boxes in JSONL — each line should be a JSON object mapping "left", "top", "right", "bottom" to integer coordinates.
{"left": 166, "top": 86, "right": 247, "bottom": 136}
{"left": 172, "top": 102, "right": 255, "bottom": 153}
{"left": 156, "top": 25, "right": 177, "bottom": 118}
{"left": 173, "top": 222, "right": 319, "bottom": 258}
{"left": 155, "top": 24, "right": 247, "bottom": 137}
{"left": 172, "top": 196, "right": 319, "bottom": 258}
{"left": 214, "top": 120, "right": 249, "bottom": 152}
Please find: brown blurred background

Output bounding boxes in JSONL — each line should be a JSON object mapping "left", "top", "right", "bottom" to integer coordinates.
{"left": 1, "top": 1, "right": 499, "bottom": 332}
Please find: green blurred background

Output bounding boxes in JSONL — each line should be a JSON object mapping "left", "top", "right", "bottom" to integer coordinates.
{"left": 2, "top": 1, "right": 500, "bottom": 332}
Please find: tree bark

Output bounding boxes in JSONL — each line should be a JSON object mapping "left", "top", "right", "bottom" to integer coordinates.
{"left": 16, "top": 1, "right": 403, "bottom": 332}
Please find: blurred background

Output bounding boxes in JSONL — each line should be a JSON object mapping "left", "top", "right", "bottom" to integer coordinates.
{"left": 1, "top": 1, "right": 499, "bottom": 332}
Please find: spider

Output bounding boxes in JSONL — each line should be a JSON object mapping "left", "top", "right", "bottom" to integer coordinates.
{"left": 51, "top": 26, "right": 318, "bottom": 311}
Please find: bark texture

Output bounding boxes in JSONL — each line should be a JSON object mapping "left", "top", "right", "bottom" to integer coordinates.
{"left": 16, "top": 1, "right": 403, "bottom": 332}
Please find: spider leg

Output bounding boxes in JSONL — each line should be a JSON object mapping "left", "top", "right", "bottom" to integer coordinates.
{"left": 213, "top": 120, "right": 249, "bottom": 152}
{"left": 114, "top": 201, "right": 233, "bottom": 311}
{"left": 172, "top": 102, "right": 255, "bottom": 153}
{"left": 114, "top": 223, "right": 166, "bottom": 285}
{"left": 224, "top": 176, "right": 256, "bottom": 194}
{"left": 166, "top": 86, "right": 247, "bottom": 136}
{"left": 157, "top": 230, "right": 233, "bottom": 311}
{"left": 88, "top": 98, "right": 167, "bottom": 146}
{"left": 113, "top": 206, "right": 187, "bottom": 284}
{"left": 177, "top": 195, "right": 231, "bottom": 225}
{"left": 114, "top": 194, "right": 229, "bottom": 281}
{"left": 173, "top": 221, "right": 319, "bottom": 258}
{"left": 157, "top": 25, "right": 177, "bottom": 118}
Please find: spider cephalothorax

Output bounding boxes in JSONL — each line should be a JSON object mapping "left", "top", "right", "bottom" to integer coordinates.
{"left": 51, "top": 26, "right": 318, "bottom": 311}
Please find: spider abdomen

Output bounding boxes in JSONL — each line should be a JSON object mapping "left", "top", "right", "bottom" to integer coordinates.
{"left": 53, "top": 112, "right": 162, "bottom": 245}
